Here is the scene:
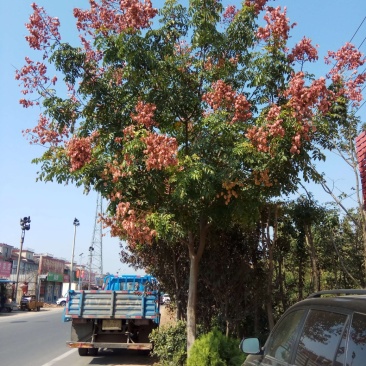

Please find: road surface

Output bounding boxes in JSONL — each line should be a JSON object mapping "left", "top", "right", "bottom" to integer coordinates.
{"left": 0, "top": 307, "right": 161, "bottom": 366}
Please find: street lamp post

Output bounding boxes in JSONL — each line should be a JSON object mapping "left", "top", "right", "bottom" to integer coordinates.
{"left": 14, "top": 216, "right": 31, "bottom": 302}
{"left": 69, "top": 218, "right": 80, "bottom": 291}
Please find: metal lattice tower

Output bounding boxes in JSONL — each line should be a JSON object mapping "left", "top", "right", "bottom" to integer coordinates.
{"left": 88, "top": 194, "right": 103, "bottom": 288}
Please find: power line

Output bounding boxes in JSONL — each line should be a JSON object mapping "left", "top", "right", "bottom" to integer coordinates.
{"left": 357, "top": 35, "right": 366, "bottom": 50}
{"left": 349, "top": 16, "right": 366, "bottom": 43}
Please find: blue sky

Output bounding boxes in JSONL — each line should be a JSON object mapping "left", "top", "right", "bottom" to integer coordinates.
{"left": 0, "top": 0, "right": 365, "bottom": 276}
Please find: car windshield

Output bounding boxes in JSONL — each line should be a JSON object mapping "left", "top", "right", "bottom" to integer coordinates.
{"left": 265, "top": 309, "right": 305, "bottom": 363}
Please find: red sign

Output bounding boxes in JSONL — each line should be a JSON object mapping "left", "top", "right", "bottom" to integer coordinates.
{"left": 0, "top": 261, "right": 12, "bottom": 277}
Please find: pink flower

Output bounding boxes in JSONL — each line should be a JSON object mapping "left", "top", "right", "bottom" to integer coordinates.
{"left": 202, "top": 81, "right": 252, "bottom": 124}
{"left": 141, "top": 132, "right": 178, "bottom": 171}
{"left": 25, "top": 3, "right": 61, "bottom": 54}
{"left": 131, "top": 101, "right": 157, "bottom": 128}
{"left": 73, "top": 0, "right": 158, "bottom": 36}
{"left": 222, "top": 6, "right": 238, "bottom": 23}
{"left": 288, "top": 37, "right": 318, "bottom": 63}
{"left": 257, "top": 6, "right": 296, "bottom": 44}
{"left": 245, "top": 0, "right": 268, "bottom": 15}
{"left": 326, "top": 42, "right": 366, "bottom": 104}
{"left": 66, "top": 134, "right": 98, "bottom": 171}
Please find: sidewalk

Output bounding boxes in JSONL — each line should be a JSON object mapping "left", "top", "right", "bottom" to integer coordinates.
{"left": 0, "top": 304, "right": 62, "bottom": 317}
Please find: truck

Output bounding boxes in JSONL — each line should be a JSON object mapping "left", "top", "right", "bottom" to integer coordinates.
{"left": 64, "top": 274, "right": 160, "bottom": 356}
{"left": 20, "top": 294, "right": 44, "bottom": 311}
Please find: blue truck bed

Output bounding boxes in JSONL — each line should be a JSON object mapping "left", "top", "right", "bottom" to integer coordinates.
{"left": 65, "top": 274, "right": 161, "bottom": 355}
{"left": 66, "top": 290, "right": 160, "bottom": 321}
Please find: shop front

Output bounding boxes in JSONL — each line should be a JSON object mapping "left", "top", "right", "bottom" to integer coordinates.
{"left": 36, "top": 254, "right": 65, "bottom": 303}
{"left": 38, "top": 272, "right": 63, "bottom": 303}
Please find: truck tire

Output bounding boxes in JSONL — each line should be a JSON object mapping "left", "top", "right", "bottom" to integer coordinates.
{"left": 78, "top": 348, "right": 88, "bottom": 356}
{"left": 89, "top": 348, "right": 98, "bottom": 356}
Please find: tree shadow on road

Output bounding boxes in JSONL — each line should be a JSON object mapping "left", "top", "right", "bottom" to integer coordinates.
{"left": 88, "top": 349, "right": 159, "bottom": 365}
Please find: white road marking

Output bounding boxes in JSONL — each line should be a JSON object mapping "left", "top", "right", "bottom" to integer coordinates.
{"left": 41, "top": 348, "right": 77, "bottom": 366}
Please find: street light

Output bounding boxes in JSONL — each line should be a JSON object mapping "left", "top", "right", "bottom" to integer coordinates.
{"left": 69, "top": 218, "right": 80, "bottom": 291}
{"left": 14, "top": 216, "right": 31, "bottom": 302}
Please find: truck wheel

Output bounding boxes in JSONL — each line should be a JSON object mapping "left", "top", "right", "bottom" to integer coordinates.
{"left": 89, "top": 348, "right": 98, "bottom": 356}
{"left": 36, "top": 306, "right": 40, "bottom": 311}
{"left": 78, "top": 348, "right": 88, "bottom": 356}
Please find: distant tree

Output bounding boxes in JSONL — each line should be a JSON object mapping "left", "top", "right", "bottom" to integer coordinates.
{"left": 17, "top": 0, "right": 366, "bottom": 350}
{"left": 198, "top": 225, "right": 263, "bottom": 337}
{"left": 120, "top": 238, "right": 189, "bottom": 320}
{"left": 309, "top": 52, "right": 366, "bottom": 277}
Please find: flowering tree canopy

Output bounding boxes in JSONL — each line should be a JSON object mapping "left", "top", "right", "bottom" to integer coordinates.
{"left": 17, "top": 0, "right": 365, "bottom": 349}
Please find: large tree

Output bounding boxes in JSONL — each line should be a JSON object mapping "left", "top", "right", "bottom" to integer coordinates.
{"left": 16, "top": 0, "right": 365, "bottom": 350}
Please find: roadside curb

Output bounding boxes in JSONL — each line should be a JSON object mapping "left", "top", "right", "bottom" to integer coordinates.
{"left": 0, "top": 306, "right": 63, "bottom": 317}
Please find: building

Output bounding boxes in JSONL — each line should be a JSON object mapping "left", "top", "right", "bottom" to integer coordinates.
{"left": 1, "top": 243, "right": 100, "bottom": 302}
{"left": 34, "top": 253, "right": 66, "bottom": 303}
{"left": 0, "top": 243, "right": 13, "bottom": 278}
{"left": 9, "top": 249, "right": 39, "bottom": 301}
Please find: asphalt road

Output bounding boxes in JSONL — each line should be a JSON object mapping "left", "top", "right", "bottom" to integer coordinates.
{"left": 0, "top": 307, "right": 159, "bottom": 366}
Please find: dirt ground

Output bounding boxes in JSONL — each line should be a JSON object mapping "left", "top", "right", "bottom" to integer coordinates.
{"left": 159, "top": 304, "right": 176, "bottom": 327}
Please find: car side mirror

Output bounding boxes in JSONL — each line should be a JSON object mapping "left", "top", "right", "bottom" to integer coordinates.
{"left": 240, "top": 338, "right": 261, "bottom": 354}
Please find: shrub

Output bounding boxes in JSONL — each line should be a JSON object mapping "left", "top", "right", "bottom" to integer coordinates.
{"left": 187, "top": 328, "right": 246, "bottom": 366}
{"left": 150, "top": 320, "right": 187, "bottom": 366}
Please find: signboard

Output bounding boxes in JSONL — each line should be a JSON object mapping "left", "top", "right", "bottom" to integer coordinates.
{"left": 0, "top": 261, "right": 12, "bottom": 278}
{"left": 46, "top": 272, "right": 63, "bottom": 282}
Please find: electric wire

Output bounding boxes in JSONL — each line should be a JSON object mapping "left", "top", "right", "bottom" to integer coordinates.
{"left": 349, "top": 16, "right": 366, "bottom": 43}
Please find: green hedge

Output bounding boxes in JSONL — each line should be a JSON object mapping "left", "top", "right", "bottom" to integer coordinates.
{"left": 187, "top": 328, "right": 246, "bottom": 366}
{"left": 150, "top": 320, "right": 188, "bottom": 366}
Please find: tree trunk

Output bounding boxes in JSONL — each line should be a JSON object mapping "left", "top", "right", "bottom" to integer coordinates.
{"left": 172, "top": 251, "right": 185, "bottom": 320}
{"left": 264, "top": 205, "right": 278, "bottom": 331}
{"left": 278, "top": 254, "right": 286, "bottom": 312}
{"left": 298, "top": 256, "right": 304, "bottom": 301}
{"left": 330, "top": 229, "right": 360, "bottom": 287}
{"left": 254, "top": 290, "right": 259, "bottom": 334}
{"left": 304, "top": 224, "right": 320, "bottom": 292}
{"left": 187, "top": 248, "right": 199, "bottom": 351}
{"left": 186, "top": 217, "right": 209, "bottom": 353}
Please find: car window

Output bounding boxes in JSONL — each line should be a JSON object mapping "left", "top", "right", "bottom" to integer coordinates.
{"left": 294, "top": 309, "right": 348, "bottom": 366}
{"left": 346, "top": 312, "right": 366, "bottom": 366}
{"left": 264, "top": 309, "right": 305, "bottom": 364}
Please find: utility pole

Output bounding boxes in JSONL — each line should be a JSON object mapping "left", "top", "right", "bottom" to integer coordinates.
{"left": 69, "top": 218, "right": 80, "bottom": 291}
{"left": 14, "top": 216, "right": 31, "bottom": 302}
